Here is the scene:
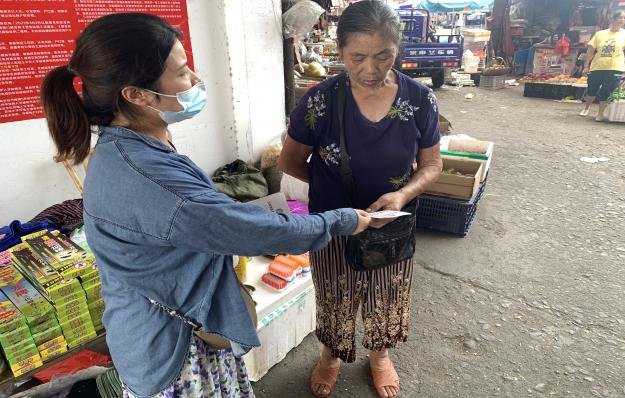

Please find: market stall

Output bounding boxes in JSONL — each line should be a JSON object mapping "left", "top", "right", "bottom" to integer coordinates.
{"left": 506, "top": 0, "right": 625, "bottom": 122}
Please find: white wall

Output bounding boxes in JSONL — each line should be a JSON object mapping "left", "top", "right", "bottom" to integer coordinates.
{"left": 224, "top": 0, "right": 286, "bottom": 161}
{"left": 0, "top": 0, "right": 285, "bottom": 226}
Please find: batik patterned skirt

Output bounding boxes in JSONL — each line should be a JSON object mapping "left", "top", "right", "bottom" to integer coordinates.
{"left": 123, "top": 334, "right": 255, "bottom": 398}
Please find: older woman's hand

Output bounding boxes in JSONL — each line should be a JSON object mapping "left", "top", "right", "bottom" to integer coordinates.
{"left": 367, "top": 191, "right": 410, "bottom": 213}
{"left": 366, "top": 191, "right": 411, "bottom": 228}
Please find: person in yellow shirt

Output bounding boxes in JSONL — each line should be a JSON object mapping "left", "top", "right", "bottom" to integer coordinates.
{"left": 579, "top": 11, "right": 625, "bottom": 121}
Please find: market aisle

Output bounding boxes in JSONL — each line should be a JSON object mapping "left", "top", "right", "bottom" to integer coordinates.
{"left": 252, "top": 85, "right": 625, "bottom": 398}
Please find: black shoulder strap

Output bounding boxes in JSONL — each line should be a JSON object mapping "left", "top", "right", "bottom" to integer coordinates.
{"left": 337, "top": 74, "right": 356, "bottom": 206}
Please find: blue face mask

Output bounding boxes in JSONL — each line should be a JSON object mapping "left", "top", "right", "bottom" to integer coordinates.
{"left": 145, "top": 82, "right": 207, "bottom": 124}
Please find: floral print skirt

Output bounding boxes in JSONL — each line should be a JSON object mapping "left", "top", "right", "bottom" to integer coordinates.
{"left": 123, "top": 335, "right": 255, "bottom": 398}
{"left": 310, "top": 236, "right": 414, "bottom": 363}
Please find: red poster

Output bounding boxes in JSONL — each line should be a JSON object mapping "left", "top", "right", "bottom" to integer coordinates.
{"left": 0, "top": 1, "right": 193, "bottom": 123}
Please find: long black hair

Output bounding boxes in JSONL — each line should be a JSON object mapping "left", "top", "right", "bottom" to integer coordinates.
{"left": 40, "top": 13, "right": 182, "bottom": 164}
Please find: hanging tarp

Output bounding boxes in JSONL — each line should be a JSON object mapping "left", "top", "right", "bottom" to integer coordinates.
{"left": 396, "top": 0, "right": 427, "bottom": 9}
{"left": 396, "top": 0, "right": 493, "bottom": 12}
{"left": 422, "top": 0, "right": 493, "bottom": 12}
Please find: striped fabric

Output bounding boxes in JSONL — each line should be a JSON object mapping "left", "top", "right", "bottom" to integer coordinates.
{"left": 30, "top": 198, "right": 84, "bottom": 234}
{"left": 310, "top": 236, "right": 414, "bottom": 363}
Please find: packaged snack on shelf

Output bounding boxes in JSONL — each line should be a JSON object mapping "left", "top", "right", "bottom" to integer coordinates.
{"left": 22, "top": 231, "right": 95, "bottom": 280}
{"left": 29, "top": 317, "right": 59, "bottom": 335}
{"left": 83, "top": 280, "right": 102, "bottom": 301}
{"left": 267, "top": 261, "right": 296, "bottom": 282}
{"left": 37, "top": 334, "right": 67, "bottom": 353}
{"left": 234, "top": 256, "right": 248, "bottom": 283}
{"left": 261, "top": 273, "right": 289, "bottom": 291}
{"left": 59, "top": 313, "right": 96, "bottom": 343}
{"left": 272, "top": 255, "right": 302, "bottom": 275}
{"left": 66, "top": 329, "right": 97, "bottom": 349}
{"left": 0, "top": 323, "right": 32, "bottom": 347}
{"left": 9, "top": 354, "right": 43, "bottom": 377}
{"left": 58, "top": 309, "right": 93, "bottom": 331}
{"left": 87, "top": 298, "right": 105, "bottom": 319}
{"left": 39, "top": 342, "right": 68, "bottom": 362}
{"left": 52, "top": 289, "right": 87, "bottom": 307}
{"left": 32, "top": 323, "right": 63, "bottom": 347}
{"left": 1, "top": 272, "right": 55, "bottom": 326}
{"left": 37, "top": 335, "right": 66, "bottom": 351}
{"left": 0, "top": 291, "right": 27, "bottom": 334}
{"left": 286, "top": 254, "right": 310, "bottom": 273}
{"left": 8, "top": 243, "right": 81, "bottom": 303}
{"left": 4, "top": 341, "right": 39, "bottom": 364}
{"left": 54, "top": 298, "right": 90, "bottom": 322}
{"left": 78, "top": 267, "right": 100, "bottom": 285}
{"left": 37, "top": 335, "right": 68, "bottom": 361}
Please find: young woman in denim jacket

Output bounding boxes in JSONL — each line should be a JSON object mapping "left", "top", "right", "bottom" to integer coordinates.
{"left": 40, "top": 13, "right": 371, "bottom": 398}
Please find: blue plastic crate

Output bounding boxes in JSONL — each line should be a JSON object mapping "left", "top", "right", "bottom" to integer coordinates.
{"left": 416, "top": 179, "right": 486, "bottom": 237}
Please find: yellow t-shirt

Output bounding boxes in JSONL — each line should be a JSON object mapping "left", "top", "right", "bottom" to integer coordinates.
{"left": 588, "top": 29, "right": 625, "bottom": 72}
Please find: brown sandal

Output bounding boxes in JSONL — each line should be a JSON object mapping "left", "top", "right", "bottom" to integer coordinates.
{"left": 310, "top": 361, "right": 340, "bottom": 397}
{"left": 371, "top": 360, "right": 400, "bottom": 397}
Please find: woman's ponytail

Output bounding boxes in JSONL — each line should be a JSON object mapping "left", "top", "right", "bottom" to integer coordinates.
{"left": 40, "top": 65, "right": 91, "bottom": 165}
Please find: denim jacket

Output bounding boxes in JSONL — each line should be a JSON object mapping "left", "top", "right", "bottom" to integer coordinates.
{"left": 83, "top": 126, "right": 358, "bottom": 397}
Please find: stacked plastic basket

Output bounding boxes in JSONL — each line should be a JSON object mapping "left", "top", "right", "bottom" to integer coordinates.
{"left": 416, "top": 178, "right": 487, "bottom": 237}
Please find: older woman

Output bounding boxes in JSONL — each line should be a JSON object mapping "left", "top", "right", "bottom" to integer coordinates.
{"left": 278, "top": 2, "right": 442, "bottom": 397}
{"left": 580, "top": 11, "right": 625, "bottom": 121}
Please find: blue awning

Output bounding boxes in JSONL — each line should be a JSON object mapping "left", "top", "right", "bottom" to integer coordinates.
{"left": 422, "top": 0, "right": 493, "bottom": 11}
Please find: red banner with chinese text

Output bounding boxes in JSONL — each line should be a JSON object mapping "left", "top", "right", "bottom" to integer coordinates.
{"left": 0, "top": 0, "right": 193, "bottom": 123}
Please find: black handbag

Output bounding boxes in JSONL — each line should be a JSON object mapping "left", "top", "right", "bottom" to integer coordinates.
{"left": 336, "top": 74, "right": 418, "bottom": 272}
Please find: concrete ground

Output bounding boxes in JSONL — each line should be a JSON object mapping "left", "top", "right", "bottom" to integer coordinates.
{"left": 252, "top": 85, "right": 625, "bottom": 398}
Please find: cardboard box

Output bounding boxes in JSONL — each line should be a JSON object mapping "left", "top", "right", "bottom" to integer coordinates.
{"left": 442, "top": 139, "right": 494, "bottom": 181}
{"left": 426, "top": 157, "right": 483, "bottom": 200}
{"left": 439, "top": 114, "right": 452, "bottom": 135}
